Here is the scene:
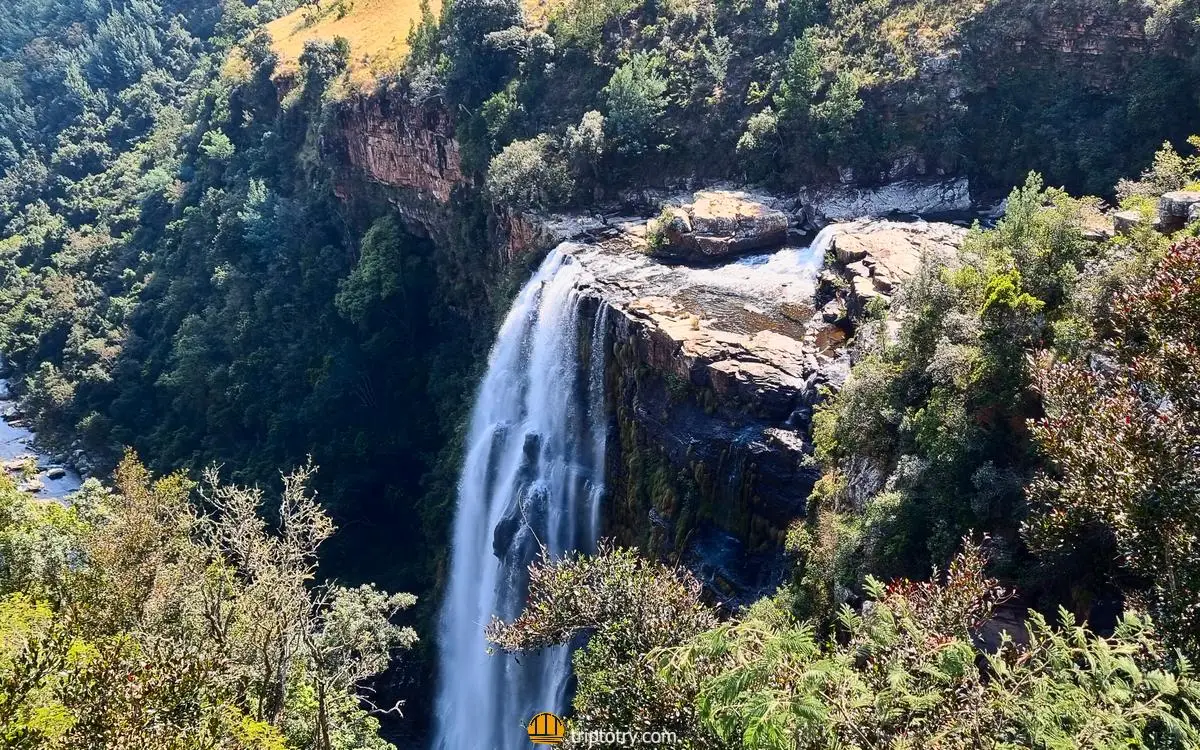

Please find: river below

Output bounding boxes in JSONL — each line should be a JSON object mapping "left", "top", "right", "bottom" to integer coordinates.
{"left": 0, "top": 378, "right": 83, "bottom": 499}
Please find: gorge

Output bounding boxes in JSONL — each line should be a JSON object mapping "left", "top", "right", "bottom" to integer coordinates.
{"left": 3, "top": 0, "right": 1200, "bottom": 746}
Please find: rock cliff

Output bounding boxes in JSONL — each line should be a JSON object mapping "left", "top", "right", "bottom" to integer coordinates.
{"left": 964, "top": 1, "right": 1169, "bottom": 89}
{"left": 552, "top": 202, "right": 968, "bottom": 606}
{"left": 328, "top": 86, "right": 465, "bottom": 239}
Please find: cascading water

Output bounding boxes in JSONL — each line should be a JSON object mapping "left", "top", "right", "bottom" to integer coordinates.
{"left": 432, "top": 248, "right": 609, "bottom": 750}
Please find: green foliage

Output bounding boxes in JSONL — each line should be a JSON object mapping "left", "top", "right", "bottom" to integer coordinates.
{"left": 492, "top": 542, "right": 1200, "bottom": 749}
{"left": 442, "top": 0, "right": 523, "bottom": 107}
{"left": 550, "top": 0, "right": 637, "bottom": 52}
{"left": 487, "top": 545, "right": 719, "bottom": 748}
{"left": 1025, "top": 238, "right": 1200, "bottom": 657}
{"left": 737, "top": 28, "right": 863, "bottom": 178}
{"left": 421, "top": 0, "right": 1200, "bottom": 193}
{"left": 604, "top": 52, "right": 668, "bottom": 155}
{"left": 810, "top": 174, "right": 1103, "bottom": 593}
{"left": 335, "top": 215, "right": 422, "bottom": 325}
{"left": 200, "top": 129, "right": 236, "bottom": 161}
{"left": 485, "top": 134, "right": 574, "bottom": 209}
{"left": 0, "top": 453, "right": 417, "bottom": 749}
{"left": 1117, "top": 137, "right": 1200, "bottom": 203}
{"left": 643, "top": 206, "right": 676, "bottom": 254}
{"left": 0, "top": 0, "right": 487, "bottom": 641}
{"left": 563, "top": 109, "right": 606, "bottom": 187}
{"left": 299, "top": 36, "right": 351, "bottom": 100}
{"left": 774, "top": 33, "right": 821, "bottom": 120}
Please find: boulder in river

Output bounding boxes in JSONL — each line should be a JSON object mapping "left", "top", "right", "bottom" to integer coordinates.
{"left": 46, "top": 467, "right": 66, "bottom": 479}
{"left": 652, "top": 190, "right": 789, "bottom": 261}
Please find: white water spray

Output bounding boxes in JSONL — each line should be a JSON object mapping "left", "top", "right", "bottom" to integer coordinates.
{"left": 432, "top": 249, "right": 609, "bottom": 750}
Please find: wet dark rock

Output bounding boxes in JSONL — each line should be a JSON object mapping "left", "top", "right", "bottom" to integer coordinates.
{"left": 493, "top": 513, "right": 521, "bottom": 560}
{"left": 684, "top": 524, "right": 789, "bottom": 610}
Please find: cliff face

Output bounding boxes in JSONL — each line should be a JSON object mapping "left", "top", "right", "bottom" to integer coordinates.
{"left": 964, "top": 1, "right": 1163, "bottom": 88}
{"left": 337, "top": 90, "right": 463, "bottom": 202}
{"left": 329, "top": 88, "right": 466, "bottom": 238}
{"left": 558, "top": 203, "right": 968, "bottom": 606}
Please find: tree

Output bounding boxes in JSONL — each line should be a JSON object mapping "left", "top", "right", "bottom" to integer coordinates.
{"left": 774, "top": 32, "right": 820, "bottom": 121}
{"left": 603, "top": 52, "right": 668, "bottom": 155}
{"left": 487, "top": 545, "right": 719, "bottom": 748}
{"left": 442, "top": 0, "right": 523, "bottom": 107}
{"left": 485, "top": 134, "right": 573, "bottom": 210}
{"left": 335, "top": 215, "right": 417, "bottom": 325}
{"left": 299, "top": 37, "right": 351, "bottom": 102}
{"left": 550, "top": 0, "right": 636, "bottom": 53}
{"left": 564, "top": 110, "right": 606, "bottom": 193}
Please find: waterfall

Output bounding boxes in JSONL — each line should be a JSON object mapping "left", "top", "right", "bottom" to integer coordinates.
{"left": 807, "top": 224, "right": 839, "bottom": 262}
{"left": 432, "top": 248, "right": 609, "bottom": 750}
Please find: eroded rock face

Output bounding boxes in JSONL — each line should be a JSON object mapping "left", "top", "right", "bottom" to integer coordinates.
{"left": 801, "top": 178, "right": 971, "bottom": 223}
{"left": 655, "top": 190, "right": 790, "bottom": 261}
{"left": 559, "top": 213, "right": 966, "bottom": 605}
{"left": 823, "top": 219, "right": 967, "bottom": 316}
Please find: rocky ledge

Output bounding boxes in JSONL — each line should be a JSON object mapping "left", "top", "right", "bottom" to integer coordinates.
{"left": 556, "top": 200, "right": 968, "bottom": 605}
{"left": 823, "top": 218, "right": 966, "bottom": 316}
{"left": 651, "top": 190, "right": 790, "bottom": 261}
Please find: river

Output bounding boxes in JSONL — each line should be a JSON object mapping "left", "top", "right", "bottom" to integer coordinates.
{"left": 0, "top": 378, "right": 83, "bottom": 499}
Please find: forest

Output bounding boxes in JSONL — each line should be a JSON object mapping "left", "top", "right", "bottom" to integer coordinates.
{"left": 1, "top": 0, "right": 1200, "bottom": 747}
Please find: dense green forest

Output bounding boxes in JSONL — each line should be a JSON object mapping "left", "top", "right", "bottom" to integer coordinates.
{"left": 2, "top": 0, "right": 1200, "bottom": 746}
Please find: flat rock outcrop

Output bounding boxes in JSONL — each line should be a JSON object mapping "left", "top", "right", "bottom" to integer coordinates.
{"left": 1158, "top": 191, "right": 1200, "bottom": 232}
{"left": 653, "top": 190, "right": 789, "bottom": 261}
{"left": 822, "top": 219, "right": 967, "bottom": 313}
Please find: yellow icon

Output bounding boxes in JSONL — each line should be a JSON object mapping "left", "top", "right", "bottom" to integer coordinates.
{"left": 527, "top": 712, "right": 566, "bottom": 745}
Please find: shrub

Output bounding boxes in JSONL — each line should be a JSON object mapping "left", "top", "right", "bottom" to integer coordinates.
{"left": 1025, "top": 239, "right": 1200, "bottom": 656}
{"left": 485, "top": 135, "right": 574, "bottom": 210}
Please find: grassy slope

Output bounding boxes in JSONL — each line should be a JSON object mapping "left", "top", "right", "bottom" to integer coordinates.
{"left": 265, "top": 0, "right": 441, "bottom": 86}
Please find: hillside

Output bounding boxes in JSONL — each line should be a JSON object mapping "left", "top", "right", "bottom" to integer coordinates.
{"left": 265, "top": 0, "right": 439, "bottom": 86}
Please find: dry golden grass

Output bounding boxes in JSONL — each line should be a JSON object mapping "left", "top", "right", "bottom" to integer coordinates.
{"left": 264, "top": 0, "right": 440, "bottom": 88}
{"left": 523, "top": 0, "right": 565, "bottom": 27}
